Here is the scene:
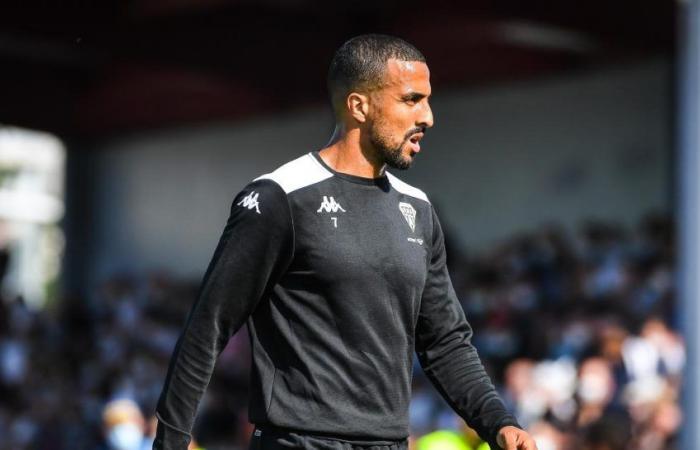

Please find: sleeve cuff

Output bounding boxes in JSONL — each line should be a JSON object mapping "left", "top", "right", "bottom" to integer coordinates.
{"left": 152, "top": 413, "right": 192, "bottom": 450}
{"left": 487, "top": 416, "right": 522, "bottom": 450}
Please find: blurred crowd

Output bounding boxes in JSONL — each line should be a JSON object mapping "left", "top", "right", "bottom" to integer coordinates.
{"left": 0, "top": 213, "right": 683, "bottom": 450}
{"left": 415, "top": 213, "right": 681, "bottom": 450}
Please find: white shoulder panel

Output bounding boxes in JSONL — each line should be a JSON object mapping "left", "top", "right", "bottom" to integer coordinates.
{"left": 386, "top": 172, "right": 430, "bottom": 203}
{"left": 254, "top": 153, "right": 333, "bottom": 194}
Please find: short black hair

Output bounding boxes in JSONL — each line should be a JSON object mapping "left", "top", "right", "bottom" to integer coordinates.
{"left": 327, "top": 34, "right": 426, "bottom": 114}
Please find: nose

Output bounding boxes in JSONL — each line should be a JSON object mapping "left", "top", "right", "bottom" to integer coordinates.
{"left": 419, "top": 101, "right": 434, "bottom": 129}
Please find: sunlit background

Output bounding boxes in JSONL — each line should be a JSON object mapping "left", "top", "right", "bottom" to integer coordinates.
{"left": 0, "top": 1, "right": 692, "bottom": 450}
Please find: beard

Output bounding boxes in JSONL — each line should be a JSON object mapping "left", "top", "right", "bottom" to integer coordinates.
{"left": 369, "top": 124, "right": 423, "bottom": 171}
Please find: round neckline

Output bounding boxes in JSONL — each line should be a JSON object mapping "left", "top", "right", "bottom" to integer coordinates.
{"left": 311, "top": 151, "right": 389, "bottom": 186}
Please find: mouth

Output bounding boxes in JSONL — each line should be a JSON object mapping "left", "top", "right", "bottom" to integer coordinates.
{"left": 408, "top": 132, "right": 424, "bottom": 154}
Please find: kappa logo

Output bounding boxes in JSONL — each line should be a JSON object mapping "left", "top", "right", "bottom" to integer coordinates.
{"left": 399, "top": 202, "right": 416, "bottom": 232}
{"left": 317, "top": 196, "right": 346, "bottom": 213}
{"left": 237, "top": 191, "right": 261, "bottom": 214}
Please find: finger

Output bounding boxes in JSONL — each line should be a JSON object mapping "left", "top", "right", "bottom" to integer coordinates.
{"left": 503, "top": 432, "right": 518, "bottom": 450}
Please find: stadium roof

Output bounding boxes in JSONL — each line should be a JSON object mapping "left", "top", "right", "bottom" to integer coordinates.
{"left": 0, "top": 0, "right": 674, "bottom": 138}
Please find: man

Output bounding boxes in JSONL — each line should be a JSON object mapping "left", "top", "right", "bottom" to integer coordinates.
{"left": 153, "top": 34, "right": 537, "bottom": 450}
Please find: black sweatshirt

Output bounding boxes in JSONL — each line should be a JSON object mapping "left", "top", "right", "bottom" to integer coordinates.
{"left": 153, "top": 152, "right": 519, "bottom": 450}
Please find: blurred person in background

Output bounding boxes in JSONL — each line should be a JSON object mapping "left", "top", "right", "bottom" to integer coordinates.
{"left": 102, "top": 399, "right": 207, "bottom": 450}
{"left": 633, "top": 399, "right": 682, "bottom": 450}
{"left": 101, "top": 398, "right": 148, "bottom": 450}
{"left": 526, "top": 421, "right": 568, "bottom": 450}
{"left": 501, "top": 359, "right": 542, "bottom": 429}
{"left": 153, "top": 34, "right": 535, "bottom": 450}
{"left": 574, "top": 358, "right": 616, "bottom": 428}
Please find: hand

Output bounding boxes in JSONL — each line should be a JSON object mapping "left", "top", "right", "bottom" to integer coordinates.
{"left": 496, "top": 426, "right": 538, "bottom": 450}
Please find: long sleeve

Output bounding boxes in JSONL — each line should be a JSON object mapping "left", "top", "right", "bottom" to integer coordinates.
{"left": 415, "top": 206, "right": 519, "bottom": 449}
{"left": 153, "top": 179, "right": 294, "bottom": 450}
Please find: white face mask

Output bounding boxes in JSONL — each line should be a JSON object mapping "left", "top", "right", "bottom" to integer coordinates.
{"left": 577, "top": 374, "right": 609, "bottom": 404}
{"left": 107, "top": 423, "right": 144, "bottom": 450}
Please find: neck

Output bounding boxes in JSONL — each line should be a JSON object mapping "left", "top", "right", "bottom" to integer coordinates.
{"left": 319, "top": 124, "right": 386, "bottom": 178}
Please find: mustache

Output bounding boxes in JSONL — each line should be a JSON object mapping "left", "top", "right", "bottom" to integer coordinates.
{"left": 404, "top": 127, "right": 426, "bottom": 141}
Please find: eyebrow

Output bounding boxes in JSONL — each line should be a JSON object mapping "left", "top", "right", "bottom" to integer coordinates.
{"left": 401, "top": 92, "right": 429, "bottom": 102}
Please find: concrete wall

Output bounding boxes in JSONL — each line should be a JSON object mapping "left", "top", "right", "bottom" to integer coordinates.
{"left": 84, "top": 60, "right": 671, "bottom": 285}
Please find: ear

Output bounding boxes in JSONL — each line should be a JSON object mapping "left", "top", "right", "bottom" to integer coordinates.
{"left": 346, "top": 92, "right": 369, "bottom": 123}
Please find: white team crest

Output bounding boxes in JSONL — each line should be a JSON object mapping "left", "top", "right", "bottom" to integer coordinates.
{"left": 237, "top": 191, "right": 261, "bottom": 214}
{"left": 317, "top": 196, "right": 346, "bottom": 213}
{"left": 399, "top": 202, "right": 416, "bottom": 232}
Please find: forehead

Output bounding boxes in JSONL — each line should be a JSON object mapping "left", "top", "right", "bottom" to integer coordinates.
{"left": 382, "top": 59, "right": 431, "bottom": 93}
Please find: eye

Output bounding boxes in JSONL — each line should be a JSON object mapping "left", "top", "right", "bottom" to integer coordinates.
{"left": 402, "top": 93, "right": 425, "bottom": 105}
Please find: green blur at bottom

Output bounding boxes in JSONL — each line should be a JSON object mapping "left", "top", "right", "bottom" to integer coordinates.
{"left": 416, "top": 430, "right": 490, "bottom": 450}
